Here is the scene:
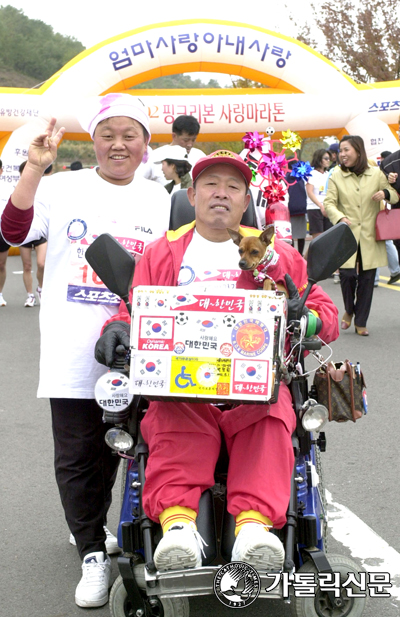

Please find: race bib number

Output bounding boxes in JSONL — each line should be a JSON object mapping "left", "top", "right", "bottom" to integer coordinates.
{"left": 67, "top": 243, "right": 120, "bottom": 305}
{"left": 66, "top": 209, "right": 146, "bottom": 305}
{"left": 67, "top": 235, "right": 144, "bottom": 305}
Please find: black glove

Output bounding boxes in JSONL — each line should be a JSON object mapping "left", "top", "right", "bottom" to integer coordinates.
{"left": 285, "top": 274, "right": 322, "bottom": 335}
{"left": 285, "top": 274, "right": 309, "bottom": 322}
{"left": 95, "top": 321, "right": 130, "bottom": 368}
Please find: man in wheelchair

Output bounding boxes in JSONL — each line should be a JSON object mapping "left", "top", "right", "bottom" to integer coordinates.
{"left": 96, "top": 150, "right": 339, "bottom": 573}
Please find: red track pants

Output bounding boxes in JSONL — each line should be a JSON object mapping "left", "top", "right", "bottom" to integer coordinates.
{"left": 141, "top": 383, "right": 296, "bottom": 529}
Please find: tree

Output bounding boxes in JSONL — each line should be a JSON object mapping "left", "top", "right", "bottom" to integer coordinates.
{"left": 228, "top": 78, "right": 267, "bottom": 89}
{"left": 298, "top": 138, "right": 330, "bottom": 163}
{"left": 131, "top": 74, "right": 221, "bottom": 89}
{"left": 294, "top": 0, "right": 400, "bottom": 83}
{"left": 0, "top": 5, "right": 84, "bottom": 84}
{"left": 132, "top": 74, "right": 270, "bottom": 90}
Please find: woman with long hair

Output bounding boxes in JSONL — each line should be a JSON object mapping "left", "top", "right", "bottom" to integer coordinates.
{"left": 306, "top": 148, "right": 332, "bottom": 239}
{"left": 324, "top": 135, "right": 398, "bottom": 336}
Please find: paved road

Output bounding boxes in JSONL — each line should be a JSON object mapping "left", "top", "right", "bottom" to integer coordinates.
{"left": 1, "top": 253, "right": 399, "bottom": 617}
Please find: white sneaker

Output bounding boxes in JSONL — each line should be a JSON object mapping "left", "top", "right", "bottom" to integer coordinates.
{"left": 0, "top": 294, "right": 6, "bottom": 307}
{"left": 231, "top": 523, "right": 285, "bottom": 570}
{"left": 24, "top": 294, "right": 36, "bottom": 307}
{"left": 75, "top": 551, "right": 111, "bottom": 608}
{"left": 333, "top": 273, "right": 340, "bottom": 284}
{"left": 69, "top": 526, "right": 121, "bottom": 555}
{"left": 36, "top": 287, "right": 42, "bottom": 304}
{"left": 154, "top": 522, "right": 206, "bottom": 571}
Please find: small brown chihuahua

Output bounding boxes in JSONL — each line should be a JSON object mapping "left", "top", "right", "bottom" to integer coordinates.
{"left": 228, "top": 225, "right": 287, "bottom": 295}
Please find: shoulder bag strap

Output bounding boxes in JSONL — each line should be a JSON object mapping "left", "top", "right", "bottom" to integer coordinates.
{"left": 345, "top": 360, "right": 357, "bottom": 422}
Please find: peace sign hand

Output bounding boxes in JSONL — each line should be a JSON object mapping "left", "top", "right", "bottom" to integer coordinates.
{"left": 28, "top": 117, "right": 66, "bottom": 172}
{"left": 11, "top": 118, "right": 66, "bottom": 210}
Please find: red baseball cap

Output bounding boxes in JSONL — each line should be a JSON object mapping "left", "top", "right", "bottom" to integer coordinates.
{"left": 192, "top": 150, "right": 252, "bottom": 186}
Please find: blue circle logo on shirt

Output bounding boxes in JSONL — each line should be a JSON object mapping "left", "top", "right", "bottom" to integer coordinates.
{"left": 67, "top": 219, "right": 88, "bottom": 241}
{"left": 178, "top": 265, "right": 195, "bottom": 286}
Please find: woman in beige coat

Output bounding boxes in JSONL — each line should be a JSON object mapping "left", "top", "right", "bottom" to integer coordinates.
{"left": 324, "top": 135, "right": 398, "bottom": 336}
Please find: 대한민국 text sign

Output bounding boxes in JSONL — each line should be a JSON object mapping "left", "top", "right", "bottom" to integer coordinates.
{"left": 130, "top": 286, "right": 287, "bottom": 402}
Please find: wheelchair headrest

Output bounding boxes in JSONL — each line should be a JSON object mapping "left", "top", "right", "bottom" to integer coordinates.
{"left": 169, "top": 189, "right": 258, "bottom": 230}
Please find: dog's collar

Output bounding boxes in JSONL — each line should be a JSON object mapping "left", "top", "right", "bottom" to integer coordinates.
{"left": 253, "top": 247, "right": 275, "bottom": 281}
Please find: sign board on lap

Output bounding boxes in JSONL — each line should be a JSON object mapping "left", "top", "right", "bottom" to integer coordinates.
{"left": 129, "top": 287, "right": 287, "bottom": 403}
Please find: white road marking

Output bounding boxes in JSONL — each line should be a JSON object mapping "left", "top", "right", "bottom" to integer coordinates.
{"left": 327, "top": 490, "right": 400, "bottom": 602}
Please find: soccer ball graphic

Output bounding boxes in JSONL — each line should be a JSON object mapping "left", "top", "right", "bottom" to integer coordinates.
{"left": 175, "top": 312, "right": 189, "bottom": 325}
{"left": 265, "top": 126, "right": 275, "bottom": 136}
{"left": 223, "top": 314, "right": 236, "bottom": 327}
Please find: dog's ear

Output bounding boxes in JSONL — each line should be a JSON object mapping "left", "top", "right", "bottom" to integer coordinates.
{"left": 259, "top": 224, "right": 275, "bottom": 246}
{"left": 227, "top": 228, "right": 243, "bottom": 246}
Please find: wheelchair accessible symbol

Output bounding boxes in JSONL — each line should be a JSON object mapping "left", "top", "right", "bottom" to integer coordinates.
{"left": 175, "top": 365, "right": 196, "bottom": 388}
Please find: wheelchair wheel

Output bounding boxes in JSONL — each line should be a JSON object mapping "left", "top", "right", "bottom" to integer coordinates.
{"left": 109, "top": 574, "right": 190, "bottom": 617}
{"left": 291, "top": 554, "right": 367, "bottom": 617}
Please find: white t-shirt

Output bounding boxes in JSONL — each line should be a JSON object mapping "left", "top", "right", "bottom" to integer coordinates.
{"left": 19, "top": 168, "right": 171, "bottom": 399}
{"left": 186, "top": 146, "right": 206, "bottom": 169}
{"left": 135, "top": 146, "right": 166, "bottom": 185}
{"left": 306, "top": 169, "right": 329, "bottom": 210}
{"left": 177, "top": 229, "right": 242, "bottom": 289}
{"left": 170, "top": 183, "right": 182, "bottom": 195}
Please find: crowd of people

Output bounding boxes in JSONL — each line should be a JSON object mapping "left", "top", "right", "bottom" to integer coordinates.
{"left": 1, "top": 95, "right": 400, "bottom": 609}
{"left": 287, "top": 143, "right": 339, "bottom": 260}
{"left": 288, "top": 139, "right": 400, "bottom": 335}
